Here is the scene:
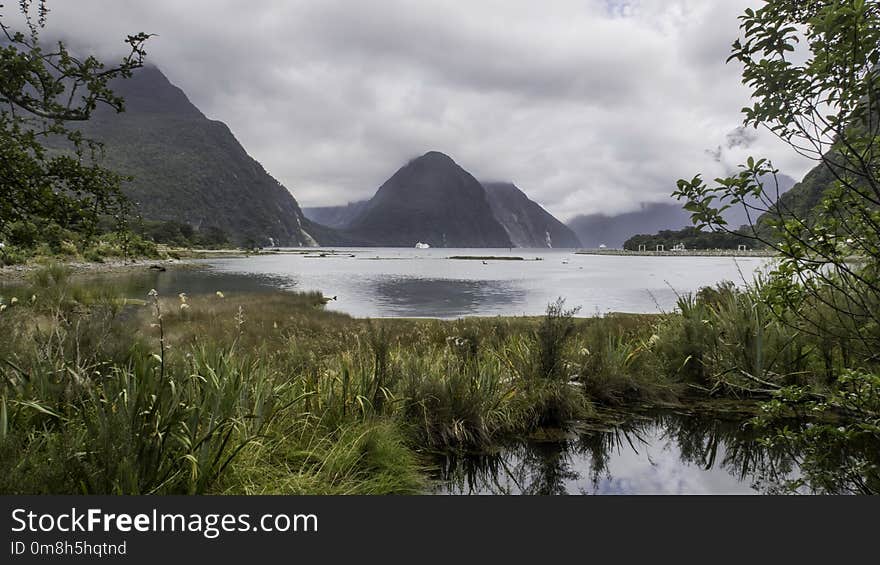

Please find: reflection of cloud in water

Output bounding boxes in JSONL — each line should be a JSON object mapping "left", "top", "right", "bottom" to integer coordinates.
{"left": 1, "top": 268, "right": 298, "bottom": 302}
{"left": 98, "top": 269, "right": 299, "bottom": 299}
{"left": 578, "top": 435, "right": 755, "bottom": 495}
{"left": 194, "top": 252, "right": 774, "bottom": 317}
{"left": 368, "top": 277, "right": 527, "bottom": 318}
{"left": 434, "top": 413, "right": 803, "bottom": 495}
{"left": 158, "top": 270, "right": 297, "bottom": 296}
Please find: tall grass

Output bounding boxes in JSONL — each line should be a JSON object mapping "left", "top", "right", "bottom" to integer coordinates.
{"left": 0, "top": 267, "right": 615, "bottom": 493}
{"left": 5, "top": 264, "right": 868, "bottom": 494}
{"left": 650, "top": 279, "right": 878, "bottom": 397}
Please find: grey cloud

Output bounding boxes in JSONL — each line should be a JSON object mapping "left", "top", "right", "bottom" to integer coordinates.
{"left": 30, "top": 0, "right": 812, "bottom": 217}
{"left": 726, "top": 126, "right": 759, "bottom": 149}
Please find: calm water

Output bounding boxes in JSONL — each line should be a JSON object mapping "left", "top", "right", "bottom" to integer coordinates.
{"left": 181, "top": 248, "right": 772, "bottom": 318}
{"left": 432, "top": 412, "right": 802, "bottom": 495}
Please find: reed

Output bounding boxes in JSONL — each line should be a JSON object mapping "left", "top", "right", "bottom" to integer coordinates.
{"left": 4, "top": 263, "right": 873, "bottom": 493}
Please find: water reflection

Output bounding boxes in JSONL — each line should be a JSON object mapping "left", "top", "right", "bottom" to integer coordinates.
{"left": 0, "top": 269, "right": 294, "bottom": 301}
{"left": 201, "top": 250, "right": 773, "bottom": 317}
{"left": 432, "top": 412, "right": 815, "bottom": 495}
{"left": 368, "top": 278, "right": 527, "bottom": 318}
{"left": 7, "top": 267, "right": 533, "bottom": 319}
{"left": 659, "top": 414, "right": 799, "bottom": 492}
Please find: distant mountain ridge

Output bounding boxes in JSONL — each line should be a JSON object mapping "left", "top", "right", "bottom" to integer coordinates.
{"left": 302, "top": 157, "right": 580, "bottom": 248}
{"left": 330, "top": 151, "right": 513, "bottom": 247}
{"left": 60, "top": 66, "right": 323, "bottom": 247}
{"left": 568, "top": 174, "right": 796, "bottom": 248}
{"left": 77, "top": 70, "right": 575, "bottom": 250}
{"left": 568, "top": 202, "right": 690, "bottom": 249}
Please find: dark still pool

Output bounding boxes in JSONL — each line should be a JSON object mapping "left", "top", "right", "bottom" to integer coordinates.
{"left": 430, "top": 411, "right": 876, "bottom": 495}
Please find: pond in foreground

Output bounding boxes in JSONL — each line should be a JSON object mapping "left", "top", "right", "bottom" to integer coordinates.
{"left": 432, "top": 411, "right": 808, "bottom": 495}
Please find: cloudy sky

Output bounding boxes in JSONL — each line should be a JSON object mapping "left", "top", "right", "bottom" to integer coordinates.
{"left": 32, "top": 0, "right": 812, "bottom": 220}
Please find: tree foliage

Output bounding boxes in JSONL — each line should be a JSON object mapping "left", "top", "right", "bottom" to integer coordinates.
{"left": 673, "top": 0, "right": 880, "bottom": 492}
{"left": 674, "top": 1, "right": 880, "bottom": 336}
{"left": 0, "top": 1, "right": 150, "bottom": 255}
{"left": 136, "top": 219, "right": 230, "bottom": 249}
{"left": 623, "top": 226, "right": 754, "bottom": 251}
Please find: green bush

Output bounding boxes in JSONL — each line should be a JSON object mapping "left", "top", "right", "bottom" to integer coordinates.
{"left": 0, "top": 245, "right": 28, "bottom": 266}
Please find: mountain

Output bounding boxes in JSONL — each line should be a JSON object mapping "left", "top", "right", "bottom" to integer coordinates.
{"left": 64, "top": 66, "right": 323, "bottom": 247}
{"left": 482, "top": 182, "right": 581, "bottom": 248}
{"left": 568, "top": 202, "right": 691, "bottom": 249}
{"left": 345, "top": 151, "right": 512, "bottom": 247}
{"left": 302, "top": 175, "right": 577, "bottom": 248}
{"left": 755, "top": 162, "right": 835, "bottom": 234}
{"left": 569, "top": 174, "right": 796, "bottom": 248}
{"left": 303, "top": 200, "right": 369, "bottom": 229}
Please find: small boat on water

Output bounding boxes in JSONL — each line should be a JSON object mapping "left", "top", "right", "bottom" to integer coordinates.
{"left": 414, "top": 242, "right": 431, "bottom": 249}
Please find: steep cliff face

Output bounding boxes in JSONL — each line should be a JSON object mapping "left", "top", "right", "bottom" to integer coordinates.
{"left": 66, "top": 66, "right": 321, "bottom": 246}
{"left": 345, "top": 152, "right": 512, "bottom": 247}
{"left": 482, "top": 182, "right": 581, "bottom": 248}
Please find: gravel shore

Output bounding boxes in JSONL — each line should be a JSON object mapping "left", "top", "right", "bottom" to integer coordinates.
{"left": 0, "top": 258, "right": 196, "bottom": 283}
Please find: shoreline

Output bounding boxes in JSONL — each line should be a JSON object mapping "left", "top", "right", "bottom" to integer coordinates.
{"left": 0, "top": 247, "right": 370, "bottom": 282}
{"left": 0, "top": 244, "right": 778, "bottom": 289}
{"left": 575, "top": 249, "right": 778, "bottom": 257}
{"left": 0, "top": 247, "right": 282, "bottom": 282}
{"left": 0, "top": 257, "right": 197, "bottom": 282}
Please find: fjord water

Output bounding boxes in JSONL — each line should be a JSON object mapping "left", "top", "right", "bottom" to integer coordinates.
{"left": 193, "top": 248, "right": 771, "bottom": 318}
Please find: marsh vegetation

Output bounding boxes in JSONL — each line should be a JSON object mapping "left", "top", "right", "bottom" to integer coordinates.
{"left": 0, "top": 265, "right": 877, "bottom": 494}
